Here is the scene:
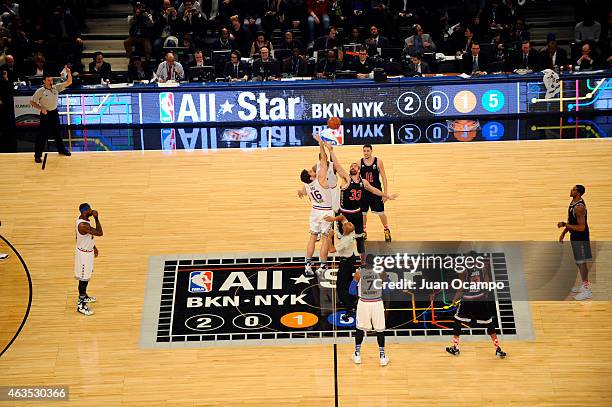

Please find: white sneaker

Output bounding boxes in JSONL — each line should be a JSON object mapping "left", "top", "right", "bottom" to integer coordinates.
{"left": 315, "top": 265, "right": 327, "bottom": 276}
{"left": 351, "top": 353, "right": 361, "bottom": 364}
{"left": 77, "top": 296, "right": 97, "bottom": 305}
{"left": 305, "top": 264, "right": 314, "bottom": 276}
{"left": 571, "top": 285, "right": 583, "bottom": 294}
{"left": 0, "top": 253, "right": 8, "bottom": 260}
{"left": 77, "top": 304, "right": 94, "bottom": 316}
{"left": 574, "top": 289, "right": 592, "bottom": 301}
{"left": 379, "top": 355, "right": 390, "bottom": 367}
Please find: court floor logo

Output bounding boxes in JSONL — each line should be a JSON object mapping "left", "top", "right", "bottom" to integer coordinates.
{"left": 140, "top": 250, "right": 534, "bottom": 348}
{"left": 189, "top": 270, "right": 213, "bottom": 293}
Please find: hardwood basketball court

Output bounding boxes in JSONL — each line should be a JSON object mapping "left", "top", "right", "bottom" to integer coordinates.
{"left": 1, "top": 139, "right": 611, "bottom": 406}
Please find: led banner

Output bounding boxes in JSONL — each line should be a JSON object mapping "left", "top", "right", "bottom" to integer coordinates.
{"left": 14, "top": 75, "right": 611, "bottom": 127}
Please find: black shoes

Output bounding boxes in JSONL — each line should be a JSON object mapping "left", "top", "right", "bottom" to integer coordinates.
{"left": 59, "top": 150, "right": 71, "bottom": 156}
{"left": 35, "top": 157, "right": 42, "bottom": 163}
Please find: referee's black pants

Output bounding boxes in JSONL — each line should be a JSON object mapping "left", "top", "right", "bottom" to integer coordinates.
{"left": 35, "top": 109, "right": 67, "bottom": 158}
{"left": 337, "top": 255, "right": 358, "bottom": 310}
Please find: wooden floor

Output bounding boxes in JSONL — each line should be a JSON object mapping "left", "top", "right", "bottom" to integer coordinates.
{"left": 1, "top": 139, "right": 612, "bottom": 406}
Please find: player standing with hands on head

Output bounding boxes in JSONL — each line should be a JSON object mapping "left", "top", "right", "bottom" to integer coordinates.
{"left": 558, "top": 184, "right": 592, "bottom": 300}
{"left": 360, "top": 144, "right": 392, "bottom": 242}
{"left": 29, "top": 66, "right": 73, "bottom": 163}
{"left": 75, "top": 203, "right": 103, "bottom": 316}
{"left": 299, "top": 134, "right": 333, "bottom": 276}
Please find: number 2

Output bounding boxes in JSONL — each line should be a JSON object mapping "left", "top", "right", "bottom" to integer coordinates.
{"left": 196, "top": 317, "right": 212, "bottom": 328}
{"left": 403, "top": 95, "right": 414, "bottom": 111}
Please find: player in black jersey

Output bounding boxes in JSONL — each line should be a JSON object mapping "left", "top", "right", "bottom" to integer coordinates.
{"left": 445, "top": 252, "right": 507, "bottom": 358}
{"left": 326, "top": 146, "right": 396, "bottom": 321}
{"left": 558, "top": 184, "right": 592, "bottom": 300}
{"left": 360, "top": 144, "right": 393, "bottom": 242}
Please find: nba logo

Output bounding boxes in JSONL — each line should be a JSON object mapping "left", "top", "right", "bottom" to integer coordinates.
{"left": 189, "top": 271, "right": 213, "bottom": 293}
{"left": 159, "top": 92, "right": 175, "bottom": 123}
{"left": 320, "top": 127, "right": 344, "bottom": 145}
{"left": 161, "top": 128, "right": 176, "bottom": 150}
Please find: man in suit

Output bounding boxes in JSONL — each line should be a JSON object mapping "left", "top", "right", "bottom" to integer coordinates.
{"left": 222, "top": 50, "right": 249, "bottom": 80}
{"left": 461, "top": 42, "right": 488, "bottom": 75}
{"left": 212, "top": 27, "right": 236, "bottom": 51}
{"left": 576, "top": 43, "right": 597, "bottom": 71}
{"left": 88, "top": 52, "right": 112, "bottom": 81}
{"left": 282, "top": 47, "right": 308, "bottom": 77}
{"left": 540, "top": 39, "right": 567, "bottom": 70}
{"left": 251, "top": 46, "right": 280, "bottom": 79}
{"left": 511, "top": 40, "right": 540, "bottom": 72}
{"left": 314, "top": 26, "right": 340, "bottom": 51}
{"left": 365, "top": 24, "right": 389, "bottom": 55}
{"left": 403, "top": 52, "right": 430, "bottom": 76}
{"left": 404, "top": 24, "right": 436, "bottom": 54}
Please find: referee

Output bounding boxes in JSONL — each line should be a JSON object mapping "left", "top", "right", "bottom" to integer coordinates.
{"left": 29, "top": 66, "right": 72, "bottom": 163}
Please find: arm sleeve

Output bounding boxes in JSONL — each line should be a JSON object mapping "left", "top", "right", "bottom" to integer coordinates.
{"left": 55, "top": 82, "right": 68, "bottom": 93}
{"left": 349, "top": 280, "right": 358, "bottom": 296}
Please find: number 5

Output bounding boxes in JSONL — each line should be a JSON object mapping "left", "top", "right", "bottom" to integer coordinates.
{"left": 488, "top": 93, "right": 499, "bottom": 108}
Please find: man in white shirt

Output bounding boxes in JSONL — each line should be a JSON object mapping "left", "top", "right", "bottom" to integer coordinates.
{"left": 156, "top": 52, "right": 185, "bottom": 82}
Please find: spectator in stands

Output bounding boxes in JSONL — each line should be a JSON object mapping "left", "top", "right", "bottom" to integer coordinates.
{"left": 200, "top": 0, "right": 222, "bottom": 29}
{"left": 251, "top": 46, "right": 280, "bottom": 79}
{"left": 280, "top": 30, "right": 303, "bottom": 52}
{"left": 508, "top": 17, "right": 530, "bottom": 47}
{"left": 188, "top": 49, "right": 206, "bottom": 68}
{"left": 461, "top": 41, "right": 488, "bottom": 76}
{"left": 605, "top": 38, "right": 612, "bottom": 69}
{"left": 575, "top": 43, "right": 596, "bottom": 70}
{"left": 389, "top": 0, "right": 417, "bottom": 39}
{"left": 155, "top": 51, "right": 185, "bottom": 82}
{"left": 283, "top": 0, "right": 305, "bottom": 33}
{"left": 222, "top": 50, "right": 249, "bottom": 80}
{"left": 282, "top": 46, "right": 308, "bottom": 76}
{"left": 243, "top": 0, "right": 266, "bottom": 33}
{"left": 404, "top": 24, "right": 436, "bottom": 54}
{"left": 315, "top": 49, "right": 339, "bottom": 78}
{"left": 457, "top": 26, "right": 475, "bottom": 55}
{"left": 0, "top": 54, "right": 18, "bottom": 82}
{"left": 347, "top": 26, "right": 362, "bottom": 45}
{"left": 262, "top": 0, "right": 286, "bottom": 34}
{"left": 314, "top": 26, "right": 339, "bottom": 51}
{"left": 306, "top": 0, "right": 330, "bottom": 45}
{"left": 490, "top": 31, "right": 508, "bottom": 64}
{"left": 153, "top": 0, "right": 181, "bottom": 57}
{"left": 0, "top": 68, "right": 15, "bottom": 151}
{"left": 403, "top": 52, "right": 430, "bottom": 76}
{"left": 540, "top": 39, "right": 567, "bottom": 70}
{"left": 575, "top": 12, "right": 601, "bottom": 44}
{"left": 365, "top": 24, "right": 389, "bottom": 55}
{"left": 88, "top": 52, "right": 112, "bottom": 81}
{"left": 128, "top": 55, "right": 152, "bottom": 81}
{"left": 229, "top": 15, "right": 252, "bottom": 56}
{"left": 511, "top": 40, "right": 540, "bottom": 72}
{"left": 125, "top": 1, "right": 153, "bottom": 59}
{"left": 180, "top": 0, "right": 205, "bottom": 42}
{"left": 29, "top": 52, "right": 48, "bottom": 77}
{"left": 212, "top": 27, "right": 236, "bottom": 50}
{"left": 328, "top": 0, "right": 347, "bottom": 31}
{"left": 218, "top": 0, "right": 239, "bottom": 24}
{"left": 482, "top": 0, "right": 512, "bottom": 30}
{"left": 250, "top": 31, "right": 274, "bottom": 57}
{"left": 47, "top": 5, "right": 83, "bottom": 61}
{"left": 346, "top": 45, "right": 375, "bottom": 78}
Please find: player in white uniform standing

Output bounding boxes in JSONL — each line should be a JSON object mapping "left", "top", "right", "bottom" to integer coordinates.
{"left": 299, "top": 134, "right": 333, "bottom": 275}
{"left": 75, "top": 203, "right": 103, "bottom": 316}
{"left": 349, "top": 255, "right": 390, "bottom": 366}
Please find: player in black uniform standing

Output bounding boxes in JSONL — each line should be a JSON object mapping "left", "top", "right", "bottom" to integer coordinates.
{"left": 446, "top": 252, "right": 507, "bottom": 358}
{"left": 326, "top": 146, "right": 396, "bottom": 320}
{"left": 558, "top": 184, "right": 592, "bottom": 300}
{"left": 360, "top": 144, "right": 392, "bottom": 242}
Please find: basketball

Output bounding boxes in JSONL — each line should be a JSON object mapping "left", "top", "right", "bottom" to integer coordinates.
{"left": 327, "top": 116, "right": 341, "bottom": 130}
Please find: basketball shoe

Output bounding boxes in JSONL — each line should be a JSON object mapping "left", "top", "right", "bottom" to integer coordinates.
{"left": 351, "top": 352, "right": 361, "bottom": 364}
{"left": 384, "top": 229, "right": 392, "bottom": 242}
{"left": 446, "top": 346, "right": 460, "bottom": 356}
{"left": 496, "top": 347, "right": 507, "bottom": 358}
{"left": 77, "top": 302, "right": 94, "bottom": 316}
{"left": 379, "top": 355, "right": 390, "bottom": 366}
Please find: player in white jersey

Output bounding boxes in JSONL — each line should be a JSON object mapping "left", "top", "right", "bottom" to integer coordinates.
{"left": 75, "top": 203, "right": 103, "bottom": 316}
{"left": 299, "top": 134, "right": 333, "bottom": 275}
{"left": 349, "top": 255, "right": 389, "bottom": 366}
